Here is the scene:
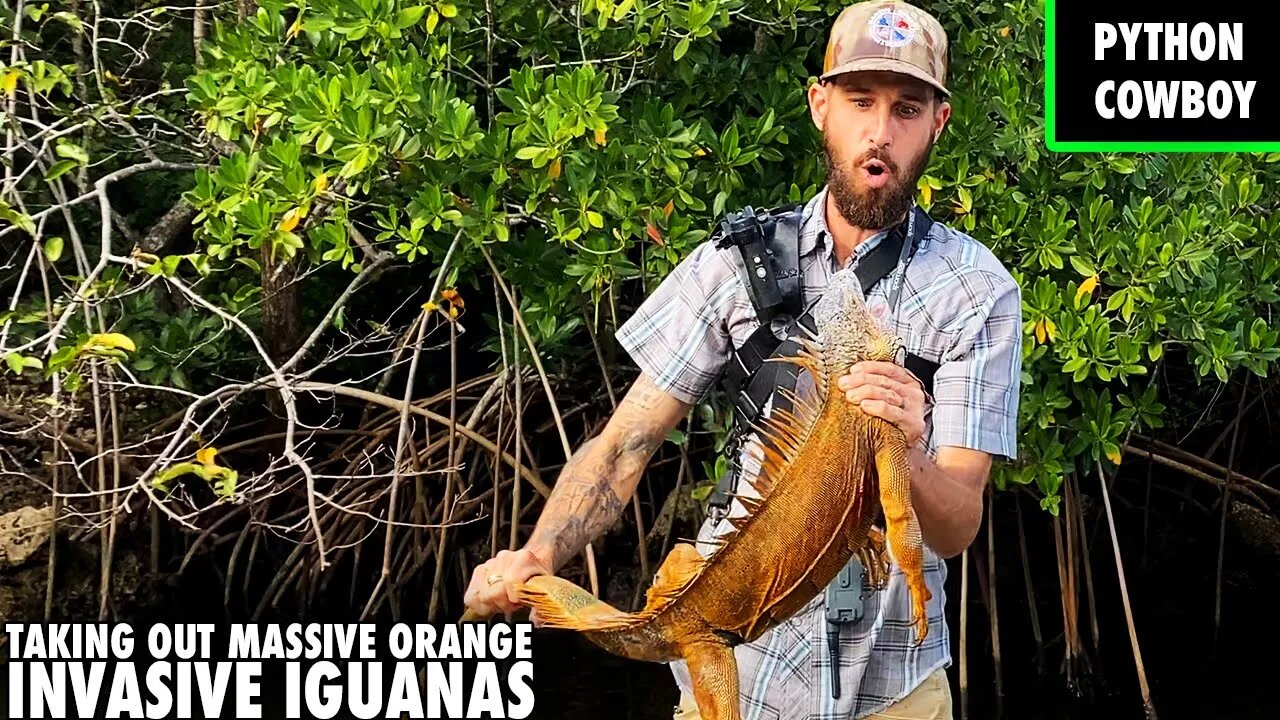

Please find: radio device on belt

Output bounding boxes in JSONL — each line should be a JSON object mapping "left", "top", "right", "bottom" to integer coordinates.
{"left": 710, "top": 201, "right": 937, "bottom": 699}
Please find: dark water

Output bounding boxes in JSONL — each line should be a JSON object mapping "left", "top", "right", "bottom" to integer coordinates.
{"left": 526, "top": 632, "right": 680, "bottom": 719}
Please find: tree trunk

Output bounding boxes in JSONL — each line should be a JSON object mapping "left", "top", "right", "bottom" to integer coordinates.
{"left": 260, "top": 244, "right": 302, "bottom": 437}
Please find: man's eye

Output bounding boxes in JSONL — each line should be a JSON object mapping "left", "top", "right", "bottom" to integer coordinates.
{"left": 899, "top": 106, "right": 919, "bottom": 117}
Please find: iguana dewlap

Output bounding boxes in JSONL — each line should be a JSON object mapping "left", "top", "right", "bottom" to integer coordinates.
{"left": 463, "top": 267, "right": 931, "bottom": 720}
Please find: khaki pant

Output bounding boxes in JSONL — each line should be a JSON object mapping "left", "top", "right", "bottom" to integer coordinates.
{"left": 672, "top": 667, "right": 952, "bottom": 720}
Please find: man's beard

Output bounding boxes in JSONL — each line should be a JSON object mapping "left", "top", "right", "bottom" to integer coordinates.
{"left": 823, "top": 134, "right": 933, "bottom": 230}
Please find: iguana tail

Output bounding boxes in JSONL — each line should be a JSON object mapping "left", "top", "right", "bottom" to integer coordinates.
{"left": 512, "top": 575, "right": 642, "bottom": 630}
{"left": 456, "top": 576, "right": 640, "bottom": 629}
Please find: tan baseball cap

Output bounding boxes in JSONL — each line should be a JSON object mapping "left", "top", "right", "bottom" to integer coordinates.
{"left": 820, "top": 1, "right": 949, "bottom": 96}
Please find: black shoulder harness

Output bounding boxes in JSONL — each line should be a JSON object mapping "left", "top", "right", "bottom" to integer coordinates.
{"left": 707, "top": 202, "right": 939, "bottom": 513}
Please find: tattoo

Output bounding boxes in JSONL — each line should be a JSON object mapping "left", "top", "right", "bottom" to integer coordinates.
{"left": 528, "top": 377, "right": 669, "bottom": 571}
{"left": 529, "top": 437, "right": 626, "bottom": 571}
{"left": 622, "top": 373, "right": 671, "bottom": 414}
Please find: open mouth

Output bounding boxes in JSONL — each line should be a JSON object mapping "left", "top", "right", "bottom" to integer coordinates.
{"left": 859, "top": 158, "right": 892, "bottom": 187}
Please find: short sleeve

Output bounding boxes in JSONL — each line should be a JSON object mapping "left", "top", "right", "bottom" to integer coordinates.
{"left": 614, "top": 241, "right": 741, "bottom": 405}
{"left": 928, "top": 276, "right": 1023, "bottom": 461}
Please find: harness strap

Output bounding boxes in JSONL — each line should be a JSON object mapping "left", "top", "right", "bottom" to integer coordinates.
{"left": 711, "top": 205, "right": 938, "bottom": 512}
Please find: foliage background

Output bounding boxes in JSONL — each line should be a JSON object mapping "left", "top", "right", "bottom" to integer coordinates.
{"left": 2, "top": 0, "right": 1279, "bottom": 715}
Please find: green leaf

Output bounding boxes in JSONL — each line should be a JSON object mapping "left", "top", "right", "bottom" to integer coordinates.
{"left": 1069, "top": 254, "right": 1095, "bottom": 277}
{"left": 52, "top": 10, "right": 83, "bottom": 30}
{"left": 396, "top": 6, "right": 427, "bottom": 28}
{"left": 1062, "top": 357, "right": 1087, "bottom": 373}
{"left": 674, "top": 37, "right": 690, "bottom": 61}
{"left": 44, "top": 236, "right": 64, "bottom": 262}
{"left": 1109, "top": 157, "right": 1137, "bottom": 174}
{"left": 55, "top": 141, "right": 89, "bottom": 165}
{"left": 44, "top": 159, "right": 78, "bottom": 181}
{"left": 86, "top": 332, "right": 137, "bottom": 353}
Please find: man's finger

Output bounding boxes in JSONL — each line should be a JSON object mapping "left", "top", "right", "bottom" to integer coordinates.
{"left": 845, "top": 386, "right": 903, "bottom": 407}
{"left": 484, "top": 585, "right": 517, "bottom": 613}
{"left": 853, "top": 360, "right": 915, "bottom": 385}
{"left": 504, "top": 575, "right": 531, "bottom": 607}
{"left": 859, "top": 399, "right": 903, "bottom": 423}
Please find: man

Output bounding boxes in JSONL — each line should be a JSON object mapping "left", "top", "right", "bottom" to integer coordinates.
{"left": 462, "top": 1, "right": 1022, "bottom": 718}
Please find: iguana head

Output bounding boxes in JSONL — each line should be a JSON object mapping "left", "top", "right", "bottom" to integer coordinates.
{"left": 811, "top": 266, "right": 902, "bottom": 376}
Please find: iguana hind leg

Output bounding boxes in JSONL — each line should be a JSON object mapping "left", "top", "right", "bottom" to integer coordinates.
{"left": 875, "top": 437, "right": 931, "bottom": 644}
{"left": 683, "top": 641, "right": 741, "bottom": 720}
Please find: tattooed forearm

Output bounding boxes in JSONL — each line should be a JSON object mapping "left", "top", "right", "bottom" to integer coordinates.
{"left": 526, "top": 374, "right": 682, "bottom": 572}
{"left": 527, "top": 437, "right": 621, "bottom": 571}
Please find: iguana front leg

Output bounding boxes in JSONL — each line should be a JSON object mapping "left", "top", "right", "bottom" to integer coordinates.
{"left": 874, "top": 433, "right": 931, "bottom": 644}
{"left": 683, "top": 641, "right": 741, "bottom": 720}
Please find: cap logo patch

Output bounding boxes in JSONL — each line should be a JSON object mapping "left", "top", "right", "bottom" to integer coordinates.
{"left": 869, "top": 8, "right": 915, "bottom": 48}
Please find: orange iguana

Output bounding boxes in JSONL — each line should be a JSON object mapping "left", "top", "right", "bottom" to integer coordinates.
{"left": 462, "top": 266, "right": 931, "bottom": 720}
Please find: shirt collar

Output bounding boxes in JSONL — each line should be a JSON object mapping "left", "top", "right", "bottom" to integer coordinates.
{"left": 800, "top": 184, "right": 909, "bottom": 270}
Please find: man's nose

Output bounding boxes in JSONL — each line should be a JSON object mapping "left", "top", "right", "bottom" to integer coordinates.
{"left": 866, "top": 108, "right": 895, "bottom": 148}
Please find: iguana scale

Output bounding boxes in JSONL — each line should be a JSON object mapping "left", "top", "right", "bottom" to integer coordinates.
{"left": 463, "top": 266, "right": 931, "bottom": 720}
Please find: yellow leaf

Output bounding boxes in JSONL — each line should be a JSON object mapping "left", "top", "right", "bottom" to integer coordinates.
{"left": 999, "top": 26, "right": 1011, "bottom": 37}
{"left": 279, "top": 207, "right": 302, "bottom": 232}
{"left": 693, "top": 147, "right": 706, "bottom": 157}
{"left": 663, "top": 199, "right": 674, "bottom": 218}
{"left": 88, "top": 333, "right": 136, "bottom": 353}
{"left": 548, "top": 157, "right": 562, "bottom": 180}
{"left": 1076, "top": 274, "right": 1098, "bottom": 303}
{"left": 426, "top": 8, "right": 439, "bottom": 33}
{"left": 1044, "top": 317, "right": 1057, "bottom": 341}
{"left": 314, "top": 172, "right": 329, "bottom": 194}
{"left": 1035, "top": 319, "right": 1046, "bottom": 345}
{"left": 288, "top": 14, "right": 304, "bottom": 39}
{"left": 2, "top": 71, "right": 17, "bottom": 96}
{"left": 594, "top": 127, "right": 607, "bottom": 146}
{"left": 438, "top": 3, "right": 457, "bottom": 18}
{"left": 196, "top": 447, "right": 219, "bottom": 467}
{"left": 1106, "top": 447, "right": 1122, "bottom": 465}
{"left": 920, "top": 183, "right": 932, "bottom": 205}
{"left": 422, "top": 301, "right": 438, "bottom": 313}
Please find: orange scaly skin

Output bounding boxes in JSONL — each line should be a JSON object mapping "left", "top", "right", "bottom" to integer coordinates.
{"left": 461, "top": 268, "right": 931, "bottom": 720}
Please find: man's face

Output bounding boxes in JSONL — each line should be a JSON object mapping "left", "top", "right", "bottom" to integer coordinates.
{"left": 808, "top": 71, "right": 950, "bottom": 229}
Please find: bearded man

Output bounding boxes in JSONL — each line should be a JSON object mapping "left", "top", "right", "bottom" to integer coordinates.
{"left": 462, "top": 2, "right": 1023, "bottom": 718}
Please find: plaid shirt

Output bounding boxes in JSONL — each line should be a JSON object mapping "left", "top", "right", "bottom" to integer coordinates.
{"left": 614, "top": 185, "right": 1023, "bottom": 719}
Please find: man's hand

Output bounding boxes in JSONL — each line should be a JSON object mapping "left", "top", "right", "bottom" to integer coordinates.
{"left": 462, "top": 547, "right": 553, "bottom": 619}
{"left": 837, "top": 361, "right": 930, "bottom": 446}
